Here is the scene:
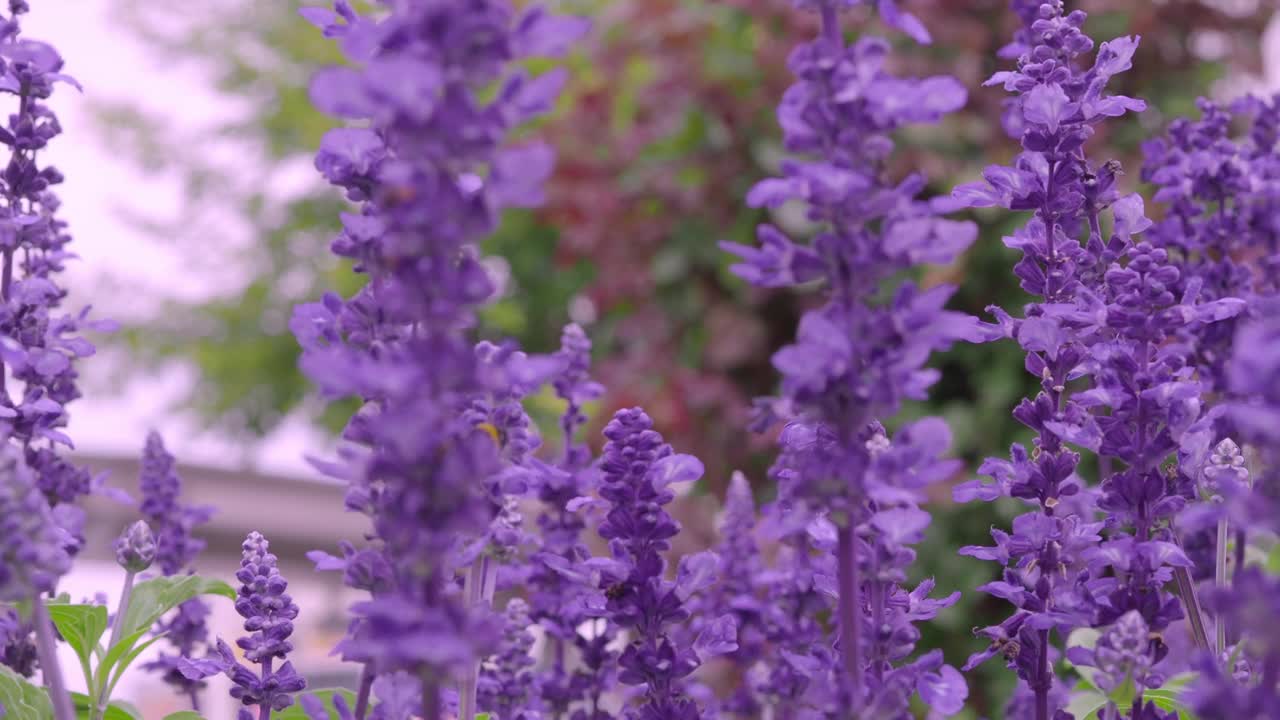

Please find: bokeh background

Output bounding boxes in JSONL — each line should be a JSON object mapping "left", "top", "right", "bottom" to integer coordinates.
{"left": 35, "top": 0, "right": 1280, "bottom": 717}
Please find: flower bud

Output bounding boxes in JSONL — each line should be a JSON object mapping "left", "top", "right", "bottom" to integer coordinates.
{"left": 114, "top": 520, "right": 156, "bottom": 573}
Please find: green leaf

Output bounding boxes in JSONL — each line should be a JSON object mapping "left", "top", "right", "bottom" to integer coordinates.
{"left": 117, "top": 575, "right": 235, "bottom": 640}
{"left": 1143, "top": 688, "right": 1198, "bottom": 718}
{"left": 1108, "top": 676, "right": 1138, "bottom": 706}
{"left": 271, "top": 689, "right": 358, "bottom": 719}
{"left": 46, "top": 604, "right": 109, "bottom": 663}
{"left": 1065, "top": 691, "right": 1108, "bottom": 720}
{"left": 1267, "top": 543, "right": 1280, "bottom": 575}
{"left": 103, "top": 633, "right": 169, "bottom": 700}
{"left": 476, "top": 715, "right": 493, "bottom": 720}
{"left": 98, "top": 627, "right": 150, "bottom": 685}
{"left": 46, "top": 602, "right": 108, "bottom": 691}
{"left": 161, "top": 713, "right": 206, "bottom": 720}
{"left": 0, "top": 666, "right": 54, "bottom": 720}
{"left": 69, "top": 691, "right": 141, "bottom": 720}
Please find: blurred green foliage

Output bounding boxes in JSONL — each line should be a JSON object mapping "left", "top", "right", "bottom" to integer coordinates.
{"left": 100, "top": 0, "right": 1272, "bottom": 715}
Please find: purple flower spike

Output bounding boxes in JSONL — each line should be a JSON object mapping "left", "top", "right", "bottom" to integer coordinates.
{"left": 594, "top": 408, "right": 717, "bottom": 718}
{"left": 477, "top": 598, "right": 539, "bottom": 720}
{"left": 295, "top": 0, "right": 586, "bottom": 709}
{"left": 946, "top": 2, "right": 1219, "bottom": 717}
{"left": 138, "top": 431, "right": 216, "bottom": 702}
{"left": 730, "top": 0, "right": 976, "bottom": 713}
{"left": 0, "top": 444, "right": 70, "bottom": 602}
{"left": 182, "top": 532, "right": 306, "bottom": 717}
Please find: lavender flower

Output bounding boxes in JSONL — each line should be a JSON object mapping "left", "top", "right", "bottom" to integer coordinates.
{"left": 1185, "top": 569, "right": 1280, "bottom": 718}
{"left": 1142, "top": 95, "right": 1280, "bottom": 396}
{"left": 182, "top": 532, "right": 306, "bottom": 719}
{"left": 527, "top": 324, "right": 615, "bottom": 719}
{"left": 686, "top": 471, "right": 765, "bottom": 717}
{"left": 0, "top": 442, "right": 73, "bottom": 715}
{"left": 296, "top": 1, "right": 586, "bottom": 715}
{"left": 478, "top": 598, "right": 539, "bottom": 720}
{"left": 748, "top": 528, "right": 837, "bottom": 716}
{"left": 0, "top": 443, "right": 69, "bottom": 602}
{"left": 0, "top": 2, "right": 108, "bottom": 542}
{"left": 724, "top": 0, "right": 977, "bottom": 712}
{"left": 1226, "top": 304, "right": 1280, "bottom": 523}
{"left": 949, "top": 3, "right": 1165, "bottom": 716}
{"left": 0, "top": 3, "right": 108, "bottom": 687}
{"left": 594, "top": 408, "right": 725, "bottom": 720}
{"left": 1180, "top": 297, "right": 1280, "bottom": 713}
{"left": 138, "top": 431, "right": 216, "bottom": 704}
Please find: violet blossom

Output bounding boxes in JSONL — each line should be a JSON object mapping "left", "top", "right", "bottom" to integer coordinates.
{"left": 1142, "top": 95, "right": 1280, "bottom": 397}
{"left": 181, "top": 532, "right": 307, "bottom": 719}
{"left": 950, "top": 3, "right": 1163, "bottom": 718}
{"left": 138, "top": 431, "right": 217, "bottom": 706}
{"left": 593, "top": 407, "right": 730, "bottom": 720}
{"left": 723, "top": 0, "right": 978, "bottom": 713}
{"left": 0, "top": 8, "right": 102, "bottom": 714}
{"left": 478, "top": 598, "right": 540, "bottom": 720}
{"left": 685, "top": 471, "right": 766, "bottom": 717}
{"left": 294, "top": 0, "right": 587, "bottom": 716}
{"left": 527, "top": 324, "right": 615, "bottom": 720}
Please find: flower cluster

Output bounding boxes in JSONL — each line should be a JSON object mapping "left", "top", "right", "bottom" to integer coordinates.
{"left": 1142, "top": 95, "right": 1280, "bottom": 395}
{"left": 0, "top": 7, "right": 103, "bottom": 709}
{"left": 0, "top": 0, "right": 110, "bottom": 545}
{"left": 478, "top": 598, "right": 539, "bottom": 720}
{"left": 950, "top": 2, "right": 1161, "bottom": 716}
{"left": 593, "top": 408, "right": 727, "bottom": 720}
{"left": 138, "top": 431, "right": 217, "bottom": 702}
{"left": 293, "top": 0, "right": 586, "bottom": 714}
{"left": 181, "top": 532, "right": 306, "bottom": 719}
{"left": 722, "top": 0, "right": 978, "bottom": 713}
{"left": 525, "top": 323, "right": 616, "bottom": 719}
{"left": 0, "top": 443, "right": 69, "bottom": 603}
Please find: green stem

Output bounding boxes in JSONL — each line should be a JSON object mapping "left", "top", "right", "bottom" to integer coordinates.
{"left": 32, "top": 596, "right": 75, "bottom": 720}
{"left": 1173, "top": 566, "right": 1211, "bottom": 653}
{"left": 1216, "top": 518, "right": 1229, "bottom": 656}
{"left": 94, "top": 570, "right": 136, "bottom": 720}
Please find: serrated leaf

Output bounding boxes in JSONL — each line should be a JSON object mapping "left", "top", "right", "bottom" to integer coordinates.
{"left": 117, "top": 575, "right": 234, "bottom": 640}
{"left": 46, "top": 603, "right": 109, "bottom": 667}
{"left": 0, "top": 666, "right": 54, "bottom": 720}
{"left": 272, "top": 689, "right": 358, "bottom": 719}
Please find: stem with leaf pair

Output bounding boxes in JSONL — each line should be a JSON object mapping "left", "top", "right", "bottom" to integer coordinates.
{"left": 91, "top": 570, "right": 138, "bottom": 720}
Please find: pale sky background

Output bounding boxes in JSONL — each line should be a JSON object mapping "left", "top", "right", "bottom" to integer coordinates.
{"left": 28, "top": 0, "right": 328, "bottom": 478}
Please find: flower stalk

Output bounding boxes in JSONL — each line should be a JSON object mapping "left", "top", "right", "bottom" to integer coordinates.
{"left": 32, "top": 596, "right": 74, "bottom": 720}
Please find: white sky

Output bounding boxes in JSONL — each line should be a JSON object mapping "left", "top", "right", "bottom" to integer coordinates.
{"left": 26, "top": 0, "right": 327, "bottom": 477}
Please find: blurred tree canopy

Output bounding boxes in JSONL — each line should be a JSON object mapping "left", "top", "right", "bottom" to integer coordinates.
{"left": 99, "top": 0, "right": 1274, "bottom": 715}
